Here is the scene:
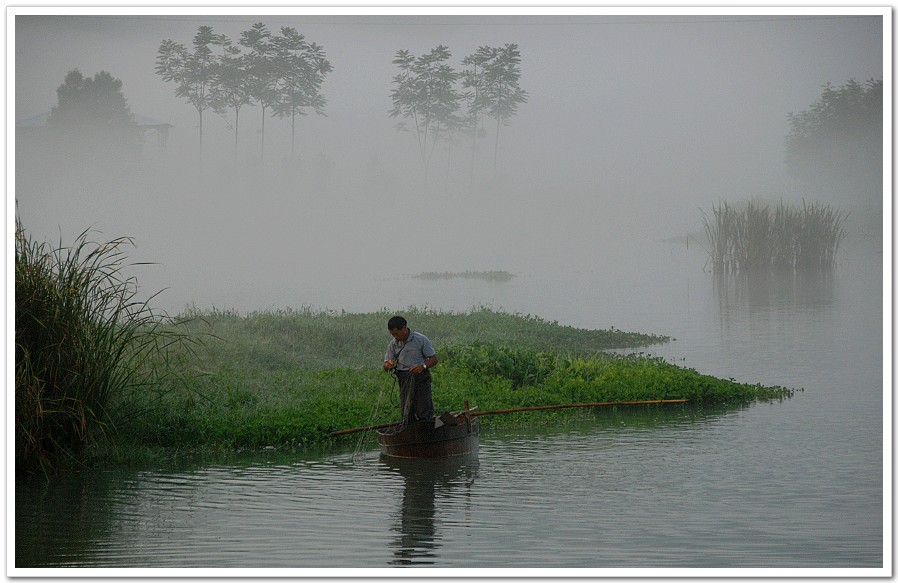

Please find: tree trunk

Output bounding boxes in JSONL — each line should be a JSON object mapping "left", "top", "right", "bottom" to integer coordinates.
{"left": 494, "top": 117, "right": 501, "bottom": 177}
{"left": 470, "top": 117, "right": 478, "bottom": 186}
{"left": 260, "top": 106, "right": 266, "bottom": 160}
{"left": 421, "top": 123, "right": 430, "bottom": 183}
{"left": 446, "top": 137, "right": 452, "bottom": 195}
{"left": 234, "top": 108, "right": 240, "bottom": 159}
{"left": 198, "top": 108, "right": 204, "bottom": 168}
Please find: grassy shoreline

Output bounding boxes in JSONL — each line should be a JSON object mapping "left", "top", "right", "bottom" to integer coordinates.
{"left": 88, "top": 307, "right": 793, "bottom": 466}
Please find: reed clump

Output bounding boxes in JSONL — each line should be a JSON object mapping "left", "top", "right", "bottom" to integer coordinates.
{"left": 15, "top": 220, "right": 197, "bottom": 476}
{"left": 701, "top": 200, "right": 847, "bottom": 272}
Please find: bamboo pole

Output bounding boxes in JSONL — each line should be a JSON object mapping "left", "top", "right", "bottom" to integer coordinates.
{"left": 330, "top": 399, "right": 687, "bottom": 437}
{"left": 330, "top": 420, "right": 401, "bottom": 437}
{"left": 467, "top": 399, "right": 687, "bottom": 417}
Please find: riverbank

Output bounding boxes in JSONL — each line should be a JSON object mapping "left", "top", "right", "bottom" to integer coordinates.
{"left": 90, "top": 307, "right": 793, "bottom": 466}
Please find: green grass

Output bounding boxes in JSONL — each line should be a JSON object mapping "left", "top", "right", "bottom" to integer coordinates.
{"left": 95, "top": 307, "right": 793, "bottom": 462}
{"left": 167, "top": 305, "right": 671, "bottom": 372}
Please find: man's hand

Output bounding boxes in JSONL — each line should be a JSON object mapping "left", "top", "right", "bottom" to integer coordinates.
{"left": 383, "top": 360, "right": 395, "bottom": 371}
{"left": 410, "top": 363, "right": 426, "bottom": 374}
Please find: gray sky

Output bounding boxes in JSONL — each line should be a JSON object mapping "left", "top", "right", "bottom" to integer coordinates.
{"left": 12, "top": 9, "right": 886, "bottom": 314}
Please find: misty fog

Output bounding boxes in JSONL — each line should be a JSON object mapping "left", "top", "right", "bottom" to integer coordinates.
{"left": 13, "top": 11, "right": 885, "bottom": 316}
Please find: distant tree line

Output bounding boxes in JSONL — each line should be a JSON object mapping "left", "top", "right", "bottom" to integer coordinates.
{"left": 155, "top": 23, "right": 332, "bottom": 161}
{"left": 390, "top": 43, "right": 528, "bottom": 180}
{"left": 38, "top": 27, "right": 528, "bottom": 183}
{"left": 785, "top": 78, "right": 882, "bottom": 200}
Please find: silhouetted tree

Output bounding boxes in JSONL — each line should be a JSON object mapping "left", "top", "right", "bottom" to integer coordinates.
{"left": 270, "top": 27, "right": 333, "bottom": 159}
{"left": 477, "top": 43, "right": 528, "bottom": 173}
{"left": 785, "top": 78, "right": 882, "bottom": 200}
{"left": 389, "top": 46, "right": 461, "bottom": 180}
{"left": 47, "top": 69, "right": 140, "bottom": 157}
{"left": 49, "top": 69, "right": 136, "bottom": 129}
{"left": 389, "top": 50, "right": 422, "bottom": 164}
{"left": 214, "top": 41, "right": 254, "bottom": 157}
{"left": 155, "top": 26, "right": 228, "bottom": 157}
{"left": 239, "top": 22, "right": 279, "bottom": 160}
{"left": 461, "top": 47, "right": 496, "bottom": 173}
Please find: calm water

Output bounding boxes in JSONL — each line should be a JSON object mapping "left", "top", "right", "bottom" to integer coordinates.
{"left": 15, "top": 239, "right": 885, "bottom": 573}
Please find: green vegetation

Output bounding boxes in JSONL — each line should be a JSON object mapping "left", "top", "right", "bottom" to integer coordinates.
{"left": 101, "top": 307, "right": 791, "bottom": 462}
{"left": 14, "top": 221, "right": 198, "bottom": 477}
{"left": 166, "top": 305, "right": 669, "bottom": 372}
{"left": 701, "top": 199, "right": 847, "bottom": 273}
{"left": 415, "top": 270, "right": 515, "bottom": 282}
{"left": 17, "top": 226, "right": 793, "bottom": 472}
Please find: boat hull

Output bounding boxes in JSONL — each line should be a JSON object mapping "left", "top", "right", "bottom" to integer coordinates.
{"left": 377, "top": 415, "right": 479, "bottom": 458}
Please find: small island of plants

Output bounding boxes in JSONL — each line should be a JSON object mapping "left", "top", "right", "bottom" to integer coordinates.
{"left": 16, "top": 223, "right": 794, "bottom": 476}
{"left": 414, "top": 270, "right": 516, "bottom": 282}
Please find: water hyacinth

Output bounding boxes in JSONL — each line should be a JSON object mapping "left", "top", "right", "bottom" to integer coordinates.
{"left": 701, "top": 199, "right": 847, "bottom": 272}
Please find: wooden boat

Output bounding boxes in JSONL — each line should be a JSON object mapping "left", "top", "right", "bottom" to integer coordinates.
{"left": 377, "top": 411, "right": 479, "bottom": 458}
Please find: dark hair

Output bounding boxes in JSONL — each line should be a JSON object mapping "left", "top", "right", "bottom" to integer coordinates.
{"left": 387, "top": 315, "right": 407, "bottom": 330}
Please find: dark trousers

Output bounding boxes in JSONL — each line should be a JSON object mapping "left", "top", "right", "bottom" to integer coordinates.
{"left": 396, "top": 369, "right": 434, "bottom": 421}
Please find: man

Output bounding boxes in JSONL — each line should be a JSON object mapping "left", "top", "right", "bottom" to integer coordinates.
{"left": 383, "top": 315, "right": 438, "bottom": 422}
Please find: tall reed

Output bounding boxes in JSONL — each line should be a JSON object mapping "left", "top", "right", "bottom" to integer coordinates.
{"left": 701, "top": 199, "right": 847, "bottom": 272}
{"left": 795, "top": 200, "right": 848, "bottom": 270}
{"left": 15, "top": 219, "right": 196, "bottom": 476}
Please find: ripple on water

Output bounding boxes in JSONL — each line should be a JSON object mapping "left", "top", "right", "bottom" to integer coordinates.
{"left": 16, "top": 400, "right": 882, "bottom": 569}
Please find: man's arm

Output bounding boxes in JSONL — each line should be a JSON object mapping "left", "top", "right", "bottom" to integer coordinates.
{"left": 383, "top": 342, "right": 397, "bottom": 371}
{"left": 411, "top": 353, "right": 437, "bottom": 374}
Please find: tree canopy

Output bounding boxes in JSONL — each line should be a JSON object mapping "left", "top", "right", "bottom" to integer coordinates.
{"left": 48, "top": 69, "right": 136, "bottom": 130}
{"left": 46, "top": 68, "right": 140, "bottom": 157}
{"left": 155, "top": 26, "right": 228, "bottom": 155}
{"left": 390, "top": 43, "right": 527, "bottom": 181}
{"left": 389, "top": 46, "right": 462, "bottom": 178}
{"left": 156, "top": 23, "right": 332, "bottom": 160}
{"left": 270, "top": 27, "right": 333, "bottom": 157}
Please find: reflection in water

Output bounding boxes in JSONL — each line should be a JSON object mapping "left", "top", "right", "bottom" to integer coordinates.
{"left": 714, "top": 268, "right": 835, "bottom": 315}
{"left": 15, "top": 469, "right": 135, "bottom": 567}
{"left": 380, "top": 454, "right": 479, "bottom": 566}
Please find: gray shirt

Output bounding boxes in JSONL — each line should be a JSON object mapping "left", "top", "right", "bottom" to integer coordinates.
{"left": 384, "top": 330, "right": 436, "bottom": 371}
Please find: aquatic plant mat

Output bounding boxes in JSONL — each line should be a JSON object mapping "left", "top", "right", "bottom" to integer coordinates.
{"left": 414, "top": 270, "right": 515, "bottom": 282}
{"left": 95, "top": 306, "right": 793, "bottom": 464}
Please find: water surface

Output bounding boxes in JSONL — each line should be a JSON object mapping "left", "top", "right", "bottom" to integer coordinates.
{"left": 15, "top": 239, "right": 884, "bottom": 572}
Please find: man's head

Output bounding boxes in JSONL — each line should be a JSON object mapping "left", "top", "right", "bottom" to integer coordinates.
{"left": 387, "top": 315, "right": 409, "bottom": 341}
